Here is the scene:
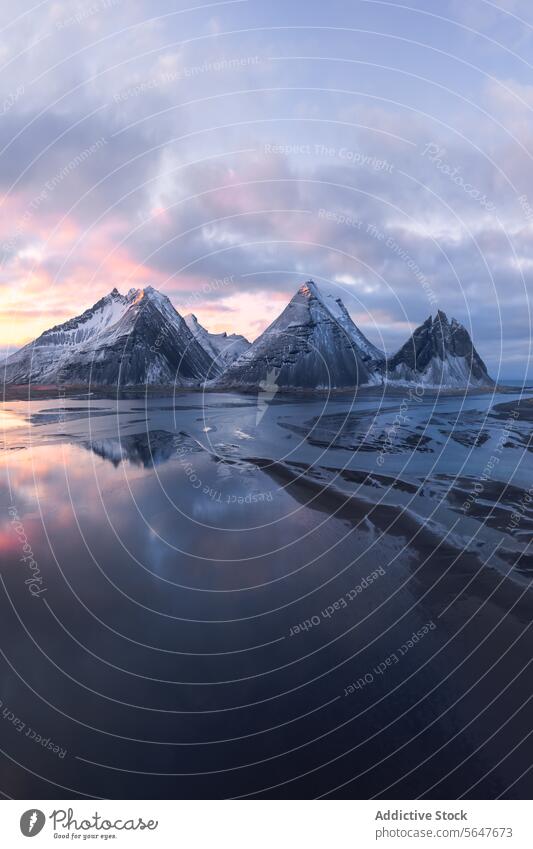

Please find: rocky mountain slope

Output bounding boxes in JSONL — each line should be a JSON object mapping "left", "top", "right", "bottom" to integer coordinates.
{"left": 184, "top": 313, "right": 250, "bottom": 368}
{"left": 215, "top": 281, "right": 383, "bottom": 391}
{"left": 2, "top": 287, "right": 217, "bottom": 386}
{"left": 385, "top": 311, "right": 493, "bottom": 387}
{"left": 1, "top": 283, "right": 494, "bottom": 390}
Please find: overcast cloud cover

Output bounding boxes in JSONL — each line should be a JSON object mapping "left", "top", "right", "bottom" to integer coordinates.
{"left": 1, "top": 0, "right": 533, "bottom": 378}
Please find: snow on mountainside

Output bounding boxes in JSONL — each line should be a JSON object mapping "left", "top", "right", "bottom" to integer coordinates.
{"left": 1, "top": 281, "right": 493, "bottom": 390}
{"left": 322, "top": 294, "right": 385, "bottom": 366}
{"left": 1, "top": 286, "right": 217, "bottom": 386}
{"left": 385, "top": 310, "right": 493, "bottom": 387}
{"left": 184, "top": 313, "right": 250, "bottom": 367}
{"left": 215, "top": 281, "right": 383, "bottom": 391}
{"left": 36, "top": 287, "right": 134, "bottom": 348}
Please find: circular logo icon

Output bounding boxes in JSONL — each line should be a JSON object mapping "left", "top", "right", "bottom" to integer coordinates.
{"left": 20, "top": 810, "right": 46, "bottom": 837}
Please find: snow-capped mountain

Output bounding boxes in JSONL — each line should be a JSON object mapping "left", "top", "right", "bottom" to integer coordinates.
{"left": 385, "top": 310, "right": 493, "bottom": 387}
{"left": 215, "top": 281, "right": 383, "bottom": 391}
{"left": 2, "top": 286, "right": 217, "bottom": 385}
{"left": 1, "top": 281, "right": 493, "bottom": 391}
{"left": 184, "top": 313, "right": 250, "bottom": 367}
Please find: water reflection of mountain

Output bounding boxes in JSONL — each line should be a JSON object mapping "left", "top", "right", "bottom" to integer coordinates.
{"left": 82, "top": 429, "right": 180, "bottom": 468}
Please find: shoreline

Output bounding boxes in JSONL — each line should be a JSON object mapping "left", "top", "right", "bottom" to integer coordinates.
{"left": 2, "top": 382, "right": 530, "bottom": 403}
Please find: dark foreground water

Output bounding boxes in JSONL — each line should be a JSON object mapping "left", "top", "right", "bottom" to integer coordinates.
{"left": 1, "top": 387, "right": 533, "bottom": 799}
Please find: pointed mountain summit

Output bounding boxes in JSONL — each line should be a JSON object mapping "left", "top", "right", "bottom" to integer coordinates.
{"left": 184, "top": 313, "right": 250, "bottom": 367}
{"left": 2, "top": 286, "right": 216, "bottom": 385}
{"left": 386, "top": 310, "right": 493, "bottom": 387}
{"left": 215, "top": 280, "right": 383, "bottom": 391}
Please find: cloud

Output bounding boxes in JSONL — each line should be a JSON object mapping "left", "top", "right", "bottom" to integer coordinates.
{"left": 0, "top": 0, "right": 532, "bottom": 376}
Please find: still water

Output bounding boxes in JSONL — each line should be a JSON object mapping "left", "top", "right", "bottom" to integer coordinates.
{"left": 1, "top": 388, "right": 532, "bottom": 798}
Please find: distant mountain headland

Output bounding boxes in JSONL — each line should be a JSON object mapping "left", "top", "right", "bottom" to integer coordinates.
{"left": 1, "top": 281, "right": 493, "bottom": 391}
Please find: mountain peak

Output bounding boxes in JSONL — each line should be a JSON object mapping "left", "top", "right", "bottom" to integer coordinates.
{"left": 216, "top": 279, "right": 384, "bottom": 390}
{"left": 388, "top": 310, "right": 492, "bottom": 387}
{"left": 3, "top": 282, "right": 215, "bottom": 385}
{"left": 297, "top": 280, "right": 320, "bottom": 298}
{"left": 184, "top": 312, "right": 250, "bottom": 368}
{"left": 125, "top": 286, "right": 170, "bottom": 309}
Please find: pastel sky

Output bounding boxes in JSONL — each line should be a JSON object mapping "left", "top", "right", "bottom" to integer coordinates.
{"left": 1, "top": 0, "right": 533, "bottom": 378}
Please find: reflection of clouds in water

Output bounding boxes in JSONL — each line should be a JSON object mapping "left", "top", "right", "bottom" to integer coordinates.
{"left": 0, "top": 406, "right": 27, "bottom": 430}
{"left": 2, "top": 389, "right": 533, "bottom": 798}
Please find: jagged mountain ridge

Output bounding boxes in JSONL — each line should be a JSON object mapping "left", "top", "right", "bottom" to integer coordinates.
{"left": 1, "top": 281, "right": 493, "bottom": 389}
{"left": 385, "top": 310, "right": 493, "bottom": 387}
{"left": 215, "top": 281, "right": 383, "bottom": 391}
{"left": 2, "top": 286, "right": 217, "bottom": 386}
{"left": 184, "top": 313, "right": 250, "bottom": 367}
